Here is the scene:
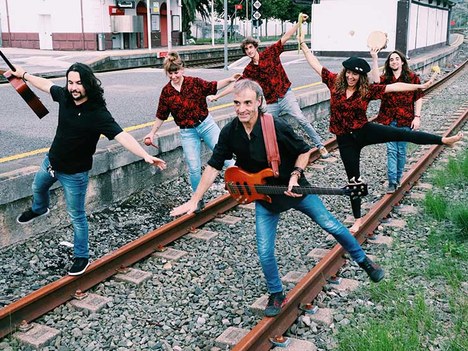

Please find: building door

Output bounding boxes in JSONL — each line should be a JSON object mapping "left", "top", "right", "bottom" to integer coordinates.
{"left": 38, "top": 15, "right": 53, "bottom": 50}
{"left": 136, "top": 1, "right": 148, "bottom": 48}
{"left": 160, "top": 3, "right": 167, "bottom": 46}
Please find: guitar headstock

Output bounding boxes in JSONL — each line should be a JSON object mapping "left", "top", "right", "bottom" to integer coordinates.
{"left": 344, "top": 180, "right": 368, "bottom": 198}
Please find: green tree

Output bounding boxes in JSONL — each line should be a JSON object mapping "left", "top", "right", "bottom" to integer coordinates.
{"left": 182, "top": 0, "right": 211, "bottom": 38}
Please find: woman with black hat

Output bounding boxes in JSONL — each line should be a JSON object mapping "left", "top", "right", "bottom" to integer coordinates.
{"left": 298, "top": 33, "right": 463, "bottom": 233}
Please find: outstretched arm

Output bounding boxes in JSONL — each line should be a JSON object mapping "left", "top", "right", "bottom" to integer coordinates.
{"left": 281, "top": 13, "right": 308, "bottom": 45}
{"left": 8, "top": 65, "right": 53, "bottom": 94}
{"left": 207, "top": 82, "right": 235, "bottom": 102}
{"left": 298, "top": 33, "right": 322, "bottom": 75}
{"left": 216, "top": 73, "right": 242, "bottom": 90}
{"left": 369, "top": 47, "right": 381, "bottom": 84}
{"left": 384, "top": 81, "right": 430, "bottom": 93}
{"left": 115, "top": 131, "right": 166, "bottom": 169}
{"left": 170, "top": 165, "right": 219, "bottom": 216}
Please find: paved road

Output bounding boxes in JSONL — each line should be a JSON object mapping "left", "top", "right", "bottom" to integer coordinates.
{"left": 0, "top": 52, "right": 359, "bottom": 160}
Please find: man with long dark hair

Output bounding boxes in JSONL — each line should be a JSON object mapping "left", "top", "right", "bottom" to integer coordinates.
{"left": 9, "top": 63, "right": 166, "bottom": 275}
{"left": 371, "top": 51, "right": 423, "bottom": 193}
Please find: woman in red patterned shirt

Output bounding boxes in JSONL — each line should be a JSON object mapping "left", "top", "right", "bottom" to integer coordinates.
{"left": 371, "top": 51, "right": 422, "bottom": 194}
{"left": 298, "top": 34, "right": 463, "bottom": 233}
{"left": 144, "top": 52, "right": 239, "bottom": 210}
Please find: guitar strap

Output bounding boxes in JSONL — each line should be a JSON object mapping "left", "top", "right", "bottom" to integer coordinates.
{"left": 260, "top": 113, "right": 281, "bottom": 178}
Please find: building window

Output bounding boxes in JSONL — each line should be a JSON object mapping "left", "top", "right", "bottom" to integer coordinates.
{"left": 172, "top": 15, "right": 180, "bottom": 31}
{"left": 151, "top": 14, "right": 160, "bottom": 31}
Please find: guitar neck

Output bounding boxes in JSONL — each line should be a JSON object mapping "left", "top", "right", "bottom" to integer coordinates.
{"left": 0, "top": 50, "right": 15, "bottom": 71}
{"left": 255, "top": 184, "right": 346, "bottom": 196}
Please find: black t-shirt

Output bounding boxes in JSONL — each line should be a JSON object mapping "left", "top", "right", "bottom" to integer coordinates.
{"left": 208, "top": 115, "right": 311, "bottom": 212}
{"left": 49, "top": 85, "right": 123, "bottom": 174}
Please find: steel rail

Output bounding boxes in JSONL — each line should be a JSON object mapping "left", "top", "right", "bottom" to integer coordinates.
{"left": 232, "top": 91, "right": 468, "bottom": 350}
{"left": 0, "top": 194, "right": 238, "bottom": 338}
{"left": 0, "top": 59, "right": 466, "bottom": 342}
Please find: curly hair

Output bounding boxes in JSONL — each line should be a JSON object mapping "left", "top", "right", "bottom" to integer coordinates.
{"left": 382, "top": 50, "right": 411, "bottom": 83}
{"left": 240, "top": 37, "right": 259, "bottom": 54}
{"left": 334, "top": 68, "right": 370, "bottom": 97}
{"left": 163, "top": 51, "right": 185, "bottom": 73}
{"left": 65, "top": 62, "right": 105, "bottom": 106}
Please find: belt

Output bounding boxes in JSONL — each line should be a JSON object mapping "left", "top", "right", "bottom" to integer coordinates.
{"left": 179, "top": 118, "right": 205, "bottom": 129}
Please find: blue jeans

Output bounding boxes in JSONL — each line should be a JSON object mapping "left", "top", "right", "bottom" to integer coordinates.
{"left": 266, "top": 89, "right": 324, "bottom": 149}
{"left": 387, "top": 121, "right": 411, "bottom": 185}
{"left": 255, "top": 195, "right": 366, "bottom": 293}
{"left": 32, "top": 155, "right": 89, "bottom": 258}
{"left": 180, "top": 114, "right": 234, "bottom": 192}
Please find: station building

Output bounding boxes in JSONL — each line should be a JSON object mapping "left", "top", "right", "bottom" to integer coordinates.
{"left": 0, "top": 0, "right": 183, "bottom": 50}
{"left": 309, "top": 0, "right": 455, "bottom": 57}
{"left": 0, "top": 0, "right": 456, "bottom": 55}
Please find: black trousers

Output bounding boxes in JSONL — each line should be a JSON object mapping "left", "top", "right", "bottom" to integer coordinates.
{"left": 336, "top": 122, "right": 443, "bottom": 218}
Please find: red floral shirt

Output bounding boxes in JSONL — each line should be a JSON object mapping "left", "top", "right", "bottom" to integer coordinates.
{"left": 322, "top": 67, "right": 386, "bottom": 135}
{"left": 242, "top": 40, "right": 291, "bottom": 104}
{"left": 156, "top": 76, "right": 217, "bottom": 128}
{"left": 374, "top": 72, "right": 422, "bottom": 127}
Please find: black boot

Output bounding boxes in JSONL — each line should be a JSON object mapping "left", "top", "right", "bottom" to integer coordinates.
{"left": 358, "top": 256, "right": 385, "bottom": 282}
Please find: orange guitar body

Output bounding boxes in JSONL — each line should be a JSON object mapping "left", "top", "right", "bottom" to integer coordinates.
{"left": 225, "top": 166, "right": 275, "bottom": 204}
{"left": 3, "top": 71, "right": 49, "bottom": 119}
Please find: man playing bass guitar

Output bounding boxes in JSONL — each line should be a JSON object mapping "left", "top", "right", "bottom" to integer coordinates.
{"left": 171, "top": 79, "right": 384, "bottom": 317}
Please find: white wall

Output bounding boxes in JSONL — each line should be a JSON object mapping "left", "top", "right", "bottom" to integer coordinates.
{"left": 407, "top": 2, "right": 448, "bottom": 51}
{"left": 310, "top": 0, "right": 398, "bottom": 52}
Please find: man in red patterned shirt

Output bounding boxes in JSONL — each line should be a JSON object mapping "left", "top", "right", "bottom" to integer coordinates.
{"left": 371, "top": 51, "right": 423, "bottom": 193}
{"left": 211, "top": 14, "right": 330, "bottom": 159}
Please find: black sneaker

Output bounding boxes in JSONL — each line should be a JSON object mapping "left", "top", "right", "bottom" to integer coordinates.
{"left": 68, "top": 258, "right": 90, "bottom": 276}
{"left": 264, "top": 291, "right": 287, "bottom": 317}
{"left": 358, "top": 256, "right": 385, "bottom": 282}
{"left": 16, "top": 208, "right": 50, "bottom": 224}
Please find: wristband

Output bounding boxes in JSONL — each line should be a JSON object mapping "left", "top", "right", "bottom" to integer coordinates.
{"left": 414, "top": 115, "right": 420, "bottom": 118}
{"left": 291, "top": 166, "right": 304, "bottom": 178}
{"left": 290, "top": 170, "right": 301, "bottom": 178}
{"left": 22, "top": 72, "right": 28, "bottom": 80}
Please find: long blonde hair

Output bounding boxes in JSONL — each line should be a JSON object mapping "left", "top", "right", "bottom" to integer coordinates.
{"left": 334, "top": 69, "right": 370, "bottom": 97}
{"left": 163, "top": 51, "right": 184, "bottom": 73}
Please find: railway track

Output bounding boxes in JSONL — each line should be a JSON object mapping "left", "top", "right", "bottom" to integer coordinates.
{"left": 0, "top": 60, "right": 466, "bottom": 349}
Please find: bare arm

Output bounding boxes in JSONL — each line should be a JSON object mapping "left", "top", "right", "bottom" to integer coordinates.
{"left": 170, "top": 165, "right": 220, "bottom": 216}
{"left": 411, "top": 97, "right": 423, "bottom": 130}
{"left": 385, "top": 82, "right": 426, "bottom": 93}
{"left": 115, "top": 131, "right": 166, "bottom": 169}
{"left": 298, "top": 32, "right": 322, "bottom": 76}
{"left": 281, "top": 13, "right": 308, "bottom": 45}
{"left": 143, "top": 117, "right": 165, "bottom": 144}
{"left": 8, "top": 65, "right": 53, "bottom": 94}
{"left": 216, "top": 73, "right": 242, "bottom": 90}
{"left": 369, "top": 47, "right": 381, "bottom": 84}
{"left": 207, "top": 82, "right": 235, "bottom": 102}
{"left": 285, "top": 149, "right": 312, "bottom": 197}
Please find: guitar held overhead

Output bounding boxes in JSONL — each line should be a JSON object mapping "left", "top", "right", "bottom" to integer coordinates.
{"left": 225, "top": 166, "right": 368, "bottom": 205}
{"left": 0, "top": 50, "right": 49, "bottom": 119}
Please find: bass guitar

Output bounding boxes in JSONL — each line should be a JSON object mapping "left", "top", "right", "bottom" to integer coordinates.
{"left": 225, "top": 166, "right": 368, "bottom": 204}
{"left": 0, "top": 50, "right": 49, "bottom": 118}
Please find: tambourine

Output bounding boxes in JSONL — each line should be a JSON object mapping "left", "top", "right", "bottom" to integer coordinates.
{"left": 367, "top": 31, "right": 388, "bottom": 50}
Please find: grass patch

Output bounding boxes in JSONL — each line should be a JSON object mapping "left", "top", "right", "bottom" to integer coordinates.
{"left": 334, "top": 150, "right": 467, "bottom": 351}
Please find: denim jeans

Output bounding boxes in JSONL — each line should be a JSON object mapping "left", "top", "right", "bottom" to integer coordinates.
{"left": 266, "top": 89, "right": 324, "bottom": 148}
{"left": 31, "top": 155, "right": 89, "bottom": 258}
{"left": 387, "top": 121, "right": 411, "bottom": 185}
{"left": 180, "top": 114, "right": 234, "bottom": 192}
{"left": 255, "top": 195, "right": 366, "bottom": 293}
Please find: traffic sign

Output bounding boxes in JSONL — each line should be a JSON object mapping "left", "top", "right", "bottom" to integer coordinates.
{"left": 253, "top": 11, "right": 261, "bottom": 20}
{"left": 253, "top": 1, "right": 261, "bottom": 9}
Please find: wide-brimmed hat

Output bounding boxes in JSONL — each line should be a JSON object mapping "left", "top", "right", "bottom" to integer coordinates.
{"left": 342, "top": 57, "right": 371, "bottom": 74}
